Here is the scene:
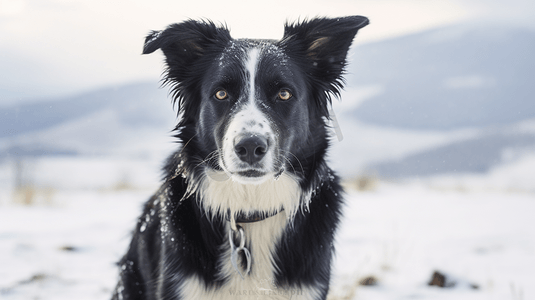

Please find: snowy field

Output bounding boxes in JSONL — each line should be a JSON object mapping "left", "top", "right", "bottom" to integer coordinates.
{"left": 1, "top": 169, "right": 533, "bottom": 300}
{"left": 331, "top": 184, "right": 534, "bottom": 300}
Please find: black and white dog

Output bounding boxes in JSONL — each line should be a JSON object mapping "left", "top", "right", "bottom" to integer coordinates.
{"left": 112, "top": 16, "right": 368, "bottom": 300}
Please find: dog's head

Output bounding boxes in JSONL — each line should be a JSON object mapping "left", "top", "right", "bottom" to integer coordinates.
{"left": 143, "top": 17, "right": 368, "bottom": 185}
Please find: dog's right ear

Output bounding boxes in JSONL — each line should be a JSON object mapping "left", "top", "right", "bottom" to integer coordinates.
{"left": 143, "top": 20, "right": 231, "bottom": 82}
{"left": 280, "top": 16, "right": 368, "bottom": 116}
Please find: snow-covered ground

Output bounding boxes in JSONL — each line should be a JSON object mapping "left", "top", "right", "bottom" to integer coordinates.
{"left": 1, "top": 170, "right": 533, "bottom": 299}
{"left": 332, "top": 183, "right": 534, "bottom": 300}
{"left": 0, "top": 189, "right": 149, "bottom": 300}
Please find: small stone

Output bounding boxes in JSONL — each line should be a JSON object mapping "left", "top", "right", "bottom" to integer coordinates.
{"left": 359, "top": 276, "right": 378, "bottom": 286}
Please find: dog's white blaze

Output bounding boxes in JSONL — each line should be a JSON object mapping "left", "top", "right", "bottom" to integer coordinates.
{"left": 246, "top": 47, "right": 260, "bottom": 104}
{"left": 220, "top": 46, "right": 276, "bottom": 180}
{"left": 220, "top": 102, "right": 273, "bottom": 176}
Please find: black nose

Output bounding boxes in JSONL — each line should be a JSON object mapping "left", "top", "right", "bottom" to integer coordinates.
{"left": 234, "top": 136, "right": 268, "bottom": 165}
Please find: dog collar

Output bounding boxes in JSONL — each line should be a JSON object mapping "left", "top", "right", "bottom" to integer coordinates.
{"left": 227, "top": 208, "right": 284, "bottom": 278}
{"left": 227, "top": 209, "right": 282, "bottom": 279}
{"left": 228, "top": 209, "right": 284, "bottom": 223}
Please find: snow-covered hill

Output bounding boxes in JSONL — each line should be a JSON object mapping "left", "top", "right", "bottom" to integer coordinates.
{"left": 330, "top": 22, "right": 535, "bottom": 178}
{"left": 366, "top": 124, "right": 535, "bottom": 179}
{"left": 345, "top": 22, "right": 535, "bottom": 130}
{"left": 0, "top": 81, "right": 176, "bottom": 159}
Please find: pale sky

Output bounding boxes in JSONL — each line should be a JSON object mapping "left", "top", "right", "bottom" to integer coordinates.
{"left": 1, "top": 0, "right": 533, "bottom": 102}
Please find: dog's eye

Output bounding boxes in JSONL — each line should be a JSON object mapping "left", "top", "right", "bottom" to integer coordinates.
{"left": 215, "top": 90, "right": 228, "bottom": 100}
{"left": 278, "top": 90, "right": 292, "bottom": 101}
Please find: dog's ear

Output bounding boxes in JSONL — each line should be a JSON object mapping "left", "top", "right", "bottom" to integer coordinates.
{"left": 280, "top": 16, "right": 369, "bottom": 110}
{"left": 143, "top": 20, "right": 231, "bottom": 82}
{"left": 143, "top": 20, "right": 231, "bottom": 115}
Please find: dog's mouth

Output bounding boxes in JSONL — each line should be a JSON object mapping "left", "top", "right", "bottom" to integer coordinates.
{"left": 206, "top": 164, "right": 285, "bottom": 184}
{"left": 231, "top": 168, "right": 286, "bottom": 184}
{"left": 226, "top": 168, "right": 271, "bottom": 184}
{"left": 237, "top": 169, "right": 266, "bottom": 178}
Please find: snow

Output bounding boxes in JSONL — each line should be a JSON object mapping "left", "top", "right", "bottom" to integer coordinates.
{"left": 1, "top": 160, "right": 534, "bottom": 299}
{"left": 0, "top": 189, "right": 151, "bottom": 300}
{"left": 331, "top": 183, "right": 535, "bottom": 300}
{"left": 421, "top": 152, "right": 535, "bottom": 193}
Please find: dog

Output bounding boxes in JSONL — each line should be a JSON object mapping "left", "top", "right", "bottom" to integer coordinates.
{"left": 112, "top": 16, "right": 368, "bottom": 300}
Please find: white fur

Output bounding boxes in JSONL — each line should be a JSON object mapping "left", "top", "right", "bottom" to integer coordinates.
{"left": 220, "top": 47, "right": 278, "bottom": 183}
{"left": 180, "top": 277, "right": 322, "bottom": 300}
{"left": 176, "top": 168, "right": 322, "bottom": 299}
{"left": 199, "top": 171, "right": 301, "bottom": 220}
{"left": 246, "top": 47, "right": 260, "bottom": 104}
{"left": 178, "top": 212, "right": 322, "bottom": 300}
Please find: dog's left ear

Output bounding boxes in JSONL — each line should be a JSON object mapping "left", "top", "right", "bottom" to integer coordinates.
{"left": 142, "top": 20, "right": 232, "bottom": 114}
{"left": 280, "top": 16, "right": 369, "bottom": 103}
{"left": 142, "top": 20, "right": 232, "bottom": 84}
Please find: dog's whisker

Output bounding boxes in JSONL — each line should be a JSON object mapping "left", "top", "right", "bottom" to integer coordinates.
{"left": 275, "top": 155, "right": 296, "bottom": 175}
{"left": 283, "top": 156, "right": 298, "bottom": 175}
{"left": 193, "top": 150, "right": 220, "bottom": 169}
{"left": 281, "top": 150, "right": 305, "bottom": 175}
{"left": 178, "top": 132, "right": 198, "bottom": 155}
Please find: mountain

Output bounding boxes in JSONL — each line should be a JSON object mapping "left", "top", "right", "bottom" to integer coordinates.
{"left": 0, "top": 81, "right": 171, "bottom": 138}
{"left": 366, "top": 131, "right": 535, "bottom": 178}
{"left": 346, "top": 22, "right": 535, "bottom": 130}
{"left": 0, "top": 81, "right": 176, "bottom": 159}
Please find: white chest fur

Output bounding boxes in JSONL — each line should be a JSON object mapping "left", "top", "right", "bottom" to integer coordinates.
{"left": 178, "top": 172, "right": 320, "bottom": 299}
{"left": 195, "top": 172, "right": 303, "bottom": 219}
{"left": 178, "top": 212, "right": 321, "bottom": 300}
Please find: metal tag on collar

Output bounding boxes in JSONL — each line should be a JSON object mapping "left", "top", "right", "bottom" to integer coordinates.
{"left": 229, "top": 221, "right": 251, "bottom": 279}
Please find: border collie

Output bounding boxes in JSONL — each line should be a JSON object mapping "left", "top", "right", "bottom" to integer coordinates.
{"left": 112, "top": 16, "right": 368, "bottom": 300}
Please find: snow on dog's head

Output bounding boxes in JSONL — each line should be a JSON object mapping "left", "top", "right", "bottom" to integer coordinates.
{"left": 142, "top": 17, "right": 368, "bottom": 215}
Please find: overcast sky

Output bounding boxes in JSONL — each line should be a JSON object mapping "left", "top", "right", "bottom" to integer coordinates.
{"left": 1, "top": 0, "right": 534, "bottom": 102}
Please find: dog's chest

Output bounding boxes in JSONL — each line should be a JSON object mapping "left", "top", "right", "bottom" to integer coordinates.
{"left": 178, "top": 213, "right": 320, "bottom": 300}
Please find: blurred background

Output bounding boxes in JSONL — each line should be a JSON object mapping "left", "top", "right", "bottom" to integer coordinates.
{"left": 1, "top": 0, "right": 534, "bottom": 299}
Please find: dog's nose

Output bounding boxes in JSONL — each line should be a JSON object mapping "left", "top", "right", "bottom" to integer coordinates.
{"left": 234, "top": 136, "right": 268, "bottom": 165}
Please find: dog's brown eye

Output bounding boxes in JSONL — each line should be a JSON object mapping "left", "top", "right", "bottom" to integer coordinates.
{"left": 278, "top": 90, "right": 292, "bottom": 101}
{"left": 215, "top": 90, "right": 228, "bottom": 100}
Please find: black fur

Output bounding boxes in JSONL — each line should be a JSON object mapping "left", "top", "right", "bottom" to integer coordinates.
{"left": 112, "top": 16, "right": 368, "bottom": 300}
